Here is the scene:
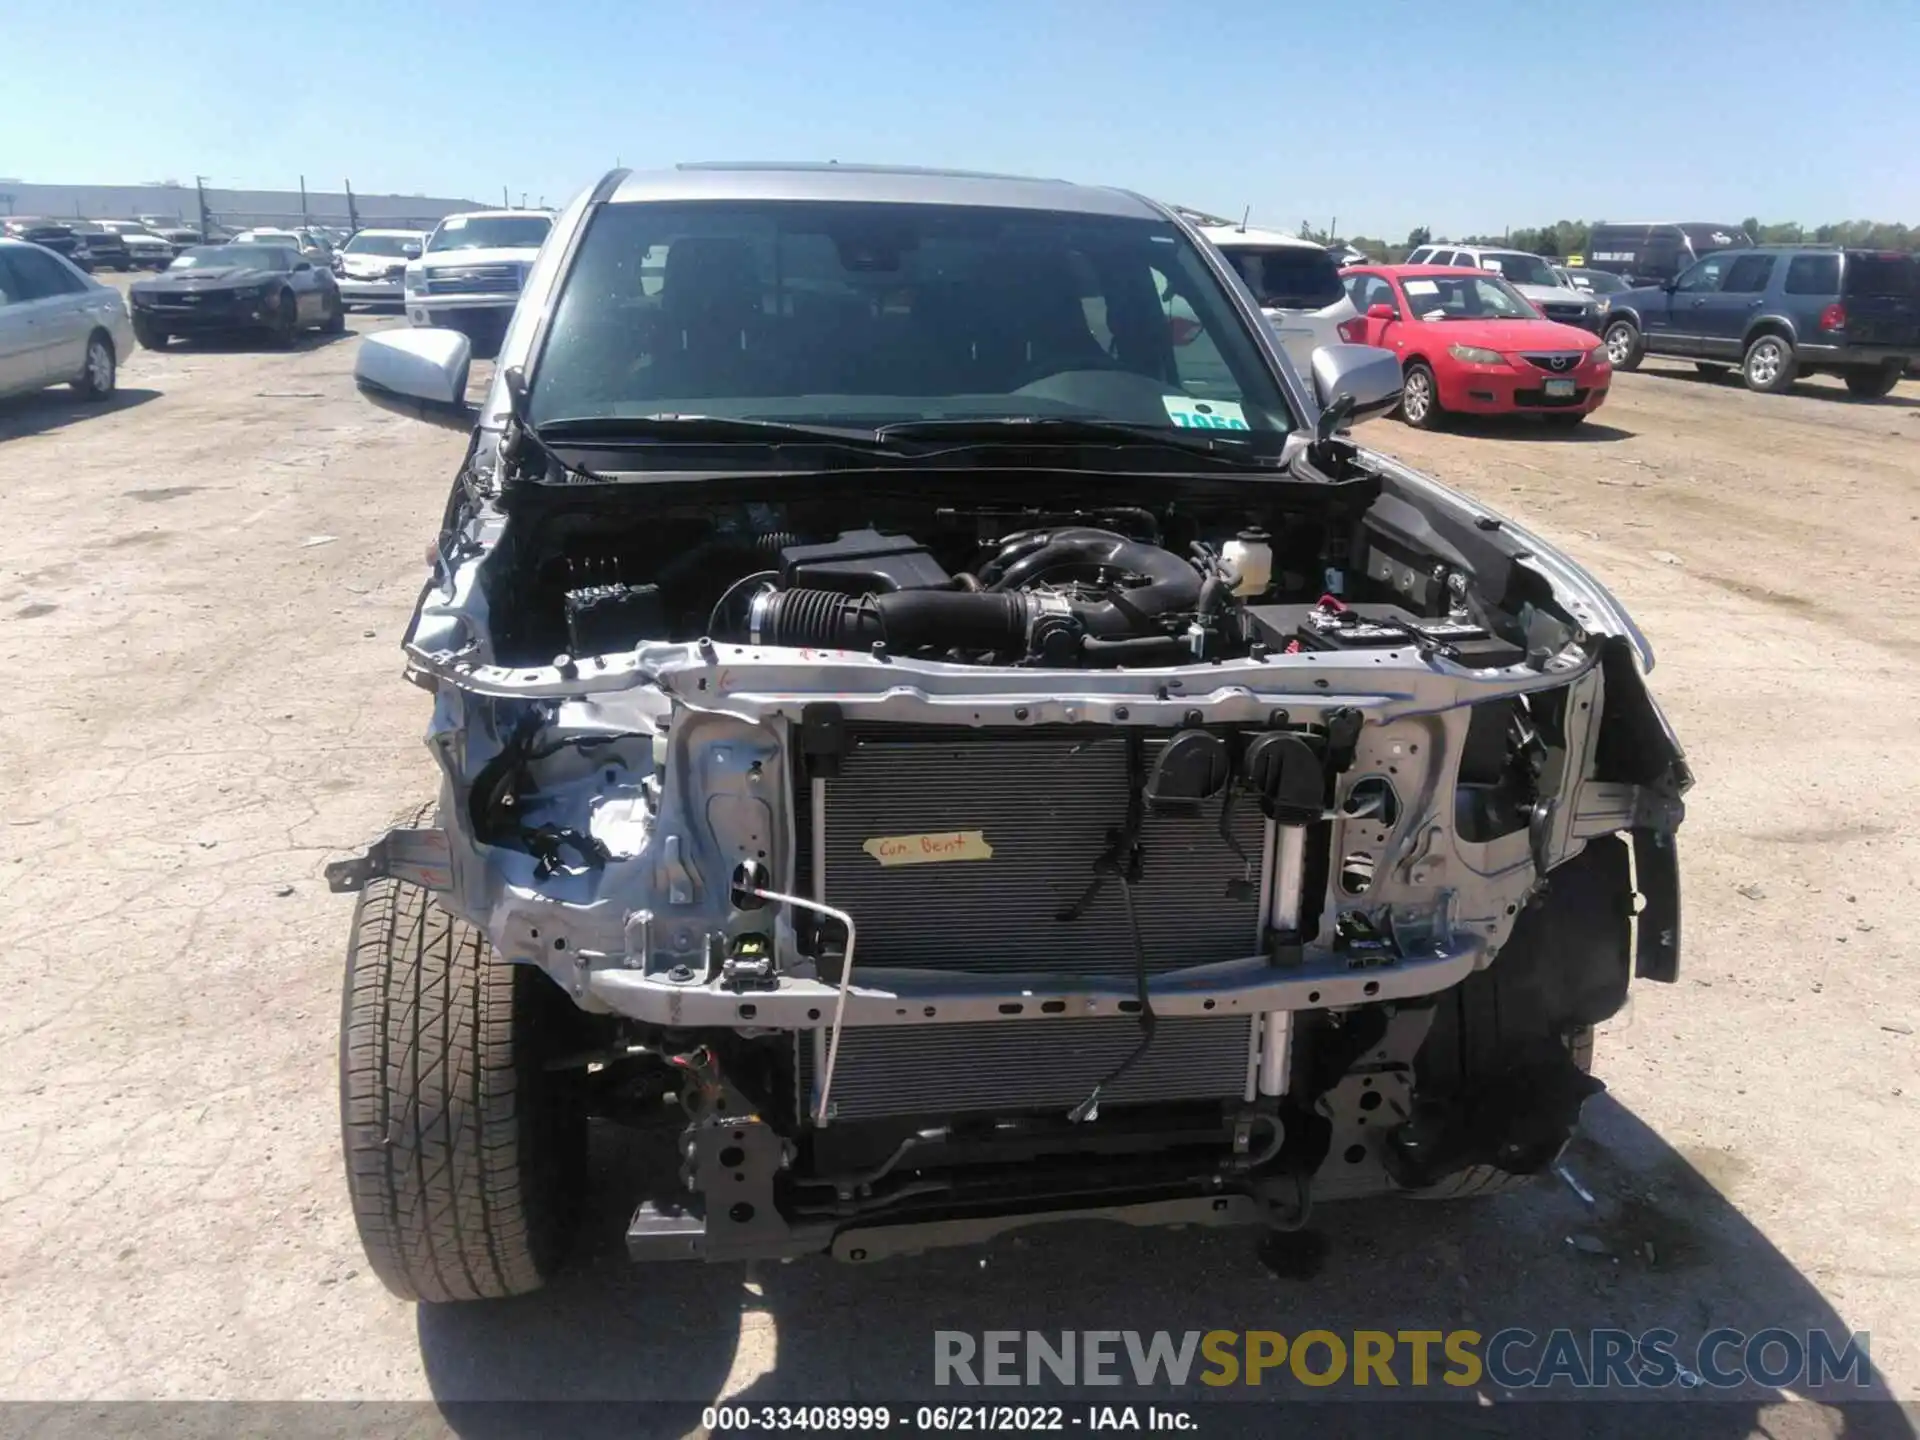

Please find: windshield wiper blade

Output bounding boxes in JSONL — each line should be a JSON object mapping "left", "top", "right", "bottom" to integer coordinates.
{"left": 535, "top": 413, "right": 891, "bottom": 447}
{"left": 873, "top": 415, "right": 1260, "bottom": 460}
{"left": 498, "top": 371, "right": 614, "bottom": 483}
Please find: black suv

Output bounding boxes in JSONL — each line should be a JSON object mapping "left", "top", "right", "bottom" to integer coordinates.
{"left": 71, "top": 223, "right": 130, "bottom": 272}
{"left": 0, "top": 218, "right": 89, "bottom": 270}
{"left": 1601, "top": 246, "right": 1917, "bottom": 396}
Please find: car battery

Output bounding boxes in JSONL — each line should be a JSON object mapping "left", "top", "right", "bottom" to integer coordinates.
{"left": 1246, "top": 601, "right": 1527, "bottom": 668}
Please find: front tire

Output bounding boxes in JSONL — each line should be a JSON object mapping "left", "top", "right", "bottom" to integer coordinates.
{"left": 1399, "top": 361, "right": 1444, "bottom": 429}
{"left": 1844, "top": 364, "right": 1902, "bottom": 398}
{"left": 70, "top": 332, "right": 116, "bottom": 400}
{"left": 339, "top": 867, "right": 587, "bottom": 1302}
{"left": 1602, "top": 319, "right": 1643, "bottom": 371}
{"left": 132, "top": 315, "right": 169, "bottom": 350}
{"left": 1743, "top": 333, "right": 1797, "bottom": 393}
{"left": 322, "top": 290, "right": 347, "bottom": 334}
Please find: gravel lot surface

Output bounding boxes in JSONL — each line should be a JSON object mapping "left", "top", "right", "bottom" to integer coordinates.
{"left": 2, "top": 299, "right": 1916, "bottom": 1434}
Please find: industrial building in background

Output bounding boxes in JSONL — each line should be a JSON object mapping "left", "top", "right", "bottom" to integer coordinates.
{"left": 0, "top": 178, "right": 480, "bottom": 235}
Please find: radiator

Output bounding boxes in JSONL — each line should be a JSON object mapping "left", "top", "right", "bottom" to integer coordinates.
{"left": 816, "top": 729, "right": 1266, "bottom": 977}
{"left": 800, "top": 1014, "right": 1257, "bottom": 1121}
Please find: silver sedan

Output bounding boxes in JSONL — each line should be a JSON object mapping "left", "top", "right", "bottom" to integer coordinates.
{"left": 333, "top": 228, "right": 426, "bottom": 309}
{"left": 0, "top": 238, "right": 136, "bottom": 402}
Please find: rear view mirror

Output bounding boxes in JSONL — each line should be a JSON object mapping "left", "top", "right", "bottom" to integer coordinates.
{"left": 1366, "top": 303, "right": 1397, "bottom": 322}
{"left": 1309, "top": 343, "right": 1403, "bottom": 431}
{"left": 355, "top": 329, "right": 475, "bottom": 430}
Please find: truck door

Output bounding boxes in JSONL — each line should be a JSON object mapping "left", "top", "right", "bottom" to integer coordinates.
{"left": 1655, "top": 254, "right": 1734, "bottom": 355}
{"left": 1688, "top": 253, "right": 1775, "bottom": 360}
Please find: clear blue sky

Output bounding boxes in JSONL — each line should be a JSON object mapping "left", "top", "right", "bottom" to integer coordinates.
{"left": 4, "top": 0, "right": 1915, "bottom": 239}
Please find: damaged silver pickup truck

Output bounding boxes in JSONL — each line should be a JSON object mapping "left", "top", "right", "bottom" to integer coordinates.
{"left": 329, "top": 163, "right": 1688, "bottom": 1302}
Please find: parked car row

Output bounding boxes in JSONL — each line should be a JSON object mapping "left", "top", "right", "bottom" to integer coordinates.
{"left": 1244, "top": 216, "right": 1917, "bottom": 417}
{"left": 1, "top": 216, "right": 229, "bottom": 272}
{"left": 0, "top": 227, "right": 362, "bottom": 410}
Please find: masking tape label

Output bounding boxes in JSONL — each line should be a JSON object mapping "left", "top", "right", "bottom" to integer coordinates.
{"left": 861, "top": 830, "right": 995, "bottom": 866}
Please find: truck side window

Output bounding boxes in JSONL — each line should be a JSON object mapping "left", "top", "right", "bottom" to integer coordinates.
{"left": 1784, "top": 254, "right": 1840, "bottom": 295}
{"left": 1674, "top": 256, "right": 1728, "bottom": 293}
{"left": 1721, "top": 255, "right": 1775, "bottom": 294}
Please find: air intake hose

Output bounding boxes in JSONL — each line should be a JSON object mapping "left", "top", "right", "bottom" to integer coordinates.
{"left": 746, "top": 530, "right": 1203, "bottom": 655}
{"left": 750, "top": 587, "right": 1028, "bottom": 653}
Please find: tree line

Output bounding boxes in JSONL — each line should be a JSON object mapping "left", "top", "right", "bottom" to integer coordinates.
{"left": 1296, "top": 220, "right": 1920, "bottom": 263}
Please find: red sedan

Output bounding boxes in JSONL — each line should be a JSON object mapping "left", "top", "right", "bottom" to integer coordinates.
{"left": 1338, "top": 264, "right": 1611, "bottom": 429}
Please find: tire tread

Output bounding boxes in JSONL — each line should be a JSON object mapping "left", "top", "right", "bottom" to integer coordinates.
{"left": 339, "top": 803, "right": 563, "bottom": 1302}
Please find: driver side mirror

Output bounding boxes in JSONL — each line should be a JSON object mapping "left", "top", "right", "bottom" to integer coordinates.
{"left": 1309, "top": 343, "right": 1404, "bottom": 430}
{"left": 355, "top": 329, "right": 475, "bottom": 430}
{"left": 1366, "top": 303, "right": 1397, "bottom": 322}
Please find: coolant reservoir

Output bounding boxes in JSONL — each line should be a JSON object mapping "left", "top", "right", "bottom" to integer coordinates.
{"left": 1224, "top": 529, "right": 1273, "bottom": 598}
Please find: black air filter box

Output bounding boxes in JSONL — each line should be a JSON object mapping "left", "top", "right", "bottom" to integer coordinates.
{"left": 779, "top": 530, "right": 950, "bottom": 594}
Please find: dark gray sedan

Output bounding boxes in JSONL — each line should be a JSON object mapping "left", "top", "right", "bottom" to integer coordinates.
{"left": 128, "top": 244, "right": 344, "bottom": 349}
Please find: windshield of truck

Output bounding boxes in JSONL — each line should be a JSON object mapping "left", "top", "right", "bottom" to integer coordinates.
{"left": 529, "top": 199, "right": 1295, "bottom": 442}
{"left": 1400, "top": 273, "right": 1539, "bottom": 320}
{"left": 429, "top": 215, "right": 552, "bottom": 252}
{"left": 1478, "top": 252, "right": 1560, "bottom": 287}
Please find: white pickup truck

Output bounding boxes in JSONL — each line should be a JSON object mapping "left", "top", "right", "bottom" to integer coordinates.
{"left": 403, "top": 209, "right": 554, "bottom": 357}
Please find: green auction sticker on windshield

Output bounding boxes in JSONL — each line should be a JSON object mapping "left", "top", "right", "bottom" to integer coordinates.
{"left": 1162, "top": 396, "right": 1249, "bottom": 430}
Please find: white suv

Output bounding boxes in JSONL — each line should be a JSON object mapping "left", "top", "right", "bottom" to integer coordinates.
{"left": 404, "top": 210, "right": 554, "bottom": 358}
{"left": 1405, "top": 243, "right": 1604, "bottom": 332}
{"left": 1196, "top": 223, "right": 1355, "bottom": 376}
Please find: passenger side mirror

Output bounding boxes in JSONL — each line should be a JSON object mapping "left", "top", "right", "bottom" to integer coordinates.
{"left": 402, "top": 243, "right": 421, "bottom": 259}
{"left": 355, "top": 329, "right": 475, "bottom": 431}
{"left": 1366, "top": 303, "right": 1397, "bottom": 322}
{"left": 1309, "top": 343, "right": 1404, "bottom": 431}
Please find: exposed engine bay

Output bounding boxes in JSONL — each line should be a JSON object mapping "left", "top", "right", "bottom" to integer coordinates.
{"left": 481, "top": 476, "right": 1542, "bottom": 674}
{"left": 342, "top": 454, "right": 1689, "bottom": 1265}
